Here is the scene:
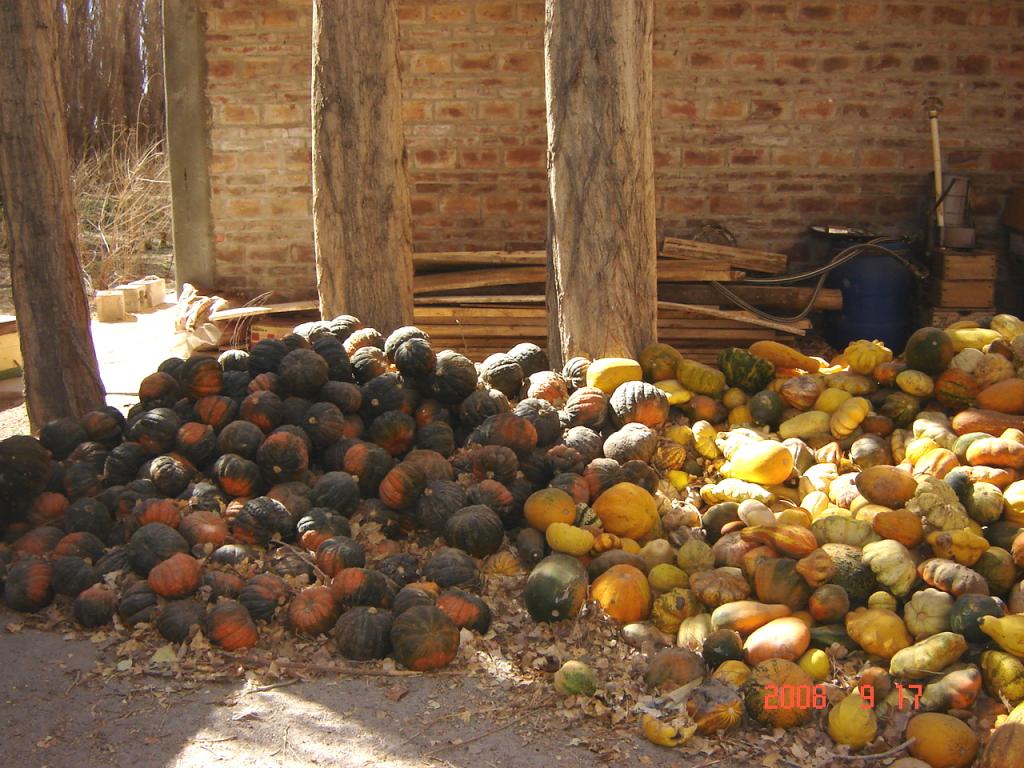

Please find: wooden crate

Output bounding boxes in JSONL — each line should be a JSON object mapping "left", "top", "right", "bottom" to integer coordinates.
{"left": 927, "top": 279, "right": 995, "bottom": 309}
{"left": 931, "top": 248, "right": 997, "bottom": 280}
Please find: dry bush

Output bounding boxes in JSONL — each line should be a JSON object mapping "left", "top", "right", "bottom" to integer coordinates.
{"left": 73, "top": 128, "right": 173, "bottom": 291}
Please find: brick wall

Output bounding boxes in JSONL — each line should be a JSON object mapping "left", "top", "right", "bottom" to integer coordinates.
{"left": 202, "top": 0, "right": 1024, "bottom": 298}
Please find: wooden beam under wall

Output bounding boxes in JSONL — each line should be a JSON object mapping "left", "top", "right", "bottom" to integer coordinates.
{"left": 163, "top": 0, "right": 216, "bottom": 291}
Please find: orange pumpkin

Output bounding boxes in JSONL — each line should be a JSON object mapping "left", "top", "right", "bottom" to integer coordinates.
{"left": 743, "top": 616, "right": 810, "bottom": 665}
{"left": 286, "top": 586, "right": 339, "bottom": 637}
{"left": 148, "top": 552, "right": 203, "bottom": 599}
{"left": 207, "top": 599, "right": 259, "bottom": 650}
{"left": 590, "top": 563, "right": 651, "bottom": 623}
{"left": 523, "top": 487, "right": 577, "bottom": 532}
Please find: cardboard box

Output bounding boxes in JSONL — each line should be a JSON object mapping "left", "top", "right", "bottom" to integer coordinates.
{"left": 0, "top": 316, "right": 23, "bottom": 379}
{"left": 249, "top": 317, "right": 302, "bottom": 346}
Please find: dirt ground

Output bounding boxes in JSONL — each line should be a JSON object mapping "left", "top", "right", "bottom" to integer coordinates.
{"left": 2, "top": 607, "right": 778, "bottom": 768}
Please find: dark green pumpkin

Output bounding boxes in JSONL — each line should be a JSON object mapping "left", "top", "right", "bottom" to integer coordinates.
{"left": 436, "top": 588, "right": 492, "bottom": 634}
{"left": 157, "top": 599, "right": 206, "bottom": 642}
{"left": 416, "top": 480, "right": 466, "bottom": 533}
{"left": 239, "top": 391, "right": 285, "bottom": 434}
{"left": 117, "top": 581, "right": 158, "bottom": 625}
{"left": 255, "top": 431, "right": 309, "bottom": 484}
{"left": 232, "top": 496, "right": 294, "bottom": 546}
{"left": 178, "top": 356, "right": 224, "bottom": 400}
{"left": 329, "top": 567, "right": 397, "bottom": 608}
{"left": 277, "top": 348, "right": 329, "bottom": 399}
{"left": 72, "top": 585, "right": 118, "bottom": 628}
{"left": 390, "top": 604, "right": 461, "bottom": 671}
{"left": 903, "top": 327, "right": 955, "bottom": 375}
{"left": 368, "top": 410, "right": 417, "bottom": 457}
{"left": 748, "top": 390, "right": 785, "bottom": 427}
{"left": 480, "top": 354, "right": 524, "bottom": 399}
{"left": 51, "top": 556, "right": 99, "bottom": 596}
{"left": 393, "top": 338, "right": 436, "bottom": 381}
{"left": 4, "top": 557, "right": 53, "bottom": 612}
{"left": 524, "top": 553, "right": 588, "bottom": 622}
{"left": 423, "top": 547, "right": 479, "bottom": 588}
{"left": 127, "top": 523, "right": 189, "bottom": 576}
{"left": 444, "top": 505, "right": 505, "bottom": 558}
{"left": 333, "top": 606, "right": 393, "bottom": 660}
{"left": 702, "top": 629, "right": 745, "bottom": 668}
{"left": 238, "top": 573, "right": 291, "bottom": 621}
{"left": 719, "top": 348, "right": 776, "bottom": 393}
{"left": 432, "top": 350, "right": 479, "bottom": 404}
{"left": 949, "top": 594, "right": 1005, "bottom": 643}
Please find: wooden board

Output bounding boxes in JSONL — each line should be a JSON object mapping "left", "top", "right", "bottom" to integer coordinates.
{"left": 662, "top": 237, "right": 788, "bottom": 273}
{"left": 657, "top": 301, "right": 808, "bottom": 335}
{"left": 931, "top": 249, "right": 998, "bottom": 280}
{"left": 658, "top": 283, "right": 842, "bottom": 311}
{"left": 413, "top": 267, "right": 546, "bottom": 294}
{"left": 657, "top": 261, "right": 745, "bottom": 282}
{"left": 415, "top": 295, "right": 546, "bottom": 305}
{"left": 209, "top": 300, "right": 319, "bottom": 321}
{"left": 928, "top": 279, "right": 995, "bottom": 309}
{"left": 414, "top": 250, "right": 545, "bottom": 269}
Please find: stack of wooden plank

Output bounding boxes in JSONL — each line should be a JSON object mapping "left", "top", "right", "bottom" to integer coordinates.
{"left": 924, "top": 248, "right": 997, "bottom": 319}
{"left": 412, "top": 241, "right": 831, "bottom": 360}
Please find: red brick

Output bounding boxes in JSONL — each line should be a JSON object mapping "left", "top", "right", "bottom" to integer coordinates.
{"left": 690, "top": 52, "right": 725, "bottom": 68}
{"left": 439, "top": 195, "right": 481, "bottom": 215}
{"left": 395, "top": 6, "right": 425, "bottom": 23}
{"left": 991, "top": 152, "right": 1024, "bottom": 172}
{"left": 506, "top": 147, "right": 544, "bottom": 167}
{"left": 730, "top": 149, "right": 766, "bottom": 166}
{"left": 460, "top": 149, "right": 500, "bottom": 168}
{"left": 821, "top": 56, "right": 852, "bottom": 73}
{"left": 660, "top": 196, "right": 705, "bottom": 215}
{"left": 427, "top": 4, "right": 469, "bottom": 23}
{"left": 933, "top": 5, "right": 968, "bottom": 25}
{"left": 414, "top": 149, "right": 456, "bottom": 169}
{"left": 652, "top": 51, "right": 682, "bottom": 71}
{"left": 483, "top": 195, "right": 520, "bottom": 214}
{"left": 259, "top": 9, "right": 301, "bottom": 30}
{"left": 402, "top": 101, "right": 432, "bottom": 122}
{"left": 208, "top": 60, "right": 236, "bottom": 79}
{"left": 410, "top": 53, "right": 451, "bottom": 74}
{"left": 795, "top": 197, "right": 832, "bottom": 214}
{"left": 732, "top": 53, "right": 767, "bottom": 71}
{"left": 499, "top": 52, "right": 542, "bottom": 73}
{"left": 842, "top": 3, "right": 880, "bottom": 23}
{"left": 799, "top": 5, "right": 835, "bottom": 22}
{"left": 710, "top": 195, "right": 748, "bottom": 215}
{"left": 864, "top": 54, "right": 902, "bottom": 71}
{"left": 480, "top": 101, "right": 520, "bottom": 120}
{"left": 886, "top": 4, "right": 927, "bottom": 23}
{"left": 777, "top": 54, "right": 815, "bottom": 72}
{"left": 454, "top": 53, "right": 497, "bottom": 71}
{"left": 750, "top": 100, "right": 785, "bottom": 120}
{"left": 796, "top": 100, "right": 834, "bottom": 120}
{"left": 710, "top": 2, "right": 749, "bottom": 21}
{"left": 819, "top": 150, "right": 854, "bottom": 168}
{"left": 861, "top": 149, "right": 899, "bottom": 168}
{"left": 707, "top": 100, "right": 747, "bottom": 120}
{"left": 437, "top": 101, "right": 473, "bottom": 120}
{"left": 947, "top": 150, "right": 983, "bottom": 170}
{"left": 955, "top": 55, "right": 991, "bottom": 76}
{"left": 752, "top": 3, "right": 788, "bottom": 20}
{"left": 410, "top": 197, "right": 436, "bottom": 215}
{"left": 684, "top": 149, "right": 723, "bottom": 167}
{"left": 475, "top": 3, "right": 515, "bottom": 22}
{"left": 662, "top": 100, "right": 698, "bottom": 119}
{"left": 913, "top": 55, "right": 943, "bottom": 73}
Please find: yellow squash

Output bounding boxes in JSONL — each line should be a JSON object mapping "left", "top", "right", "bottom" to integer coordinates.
{"left": 979, "top": 614, "right": 1024, "bottom": 657}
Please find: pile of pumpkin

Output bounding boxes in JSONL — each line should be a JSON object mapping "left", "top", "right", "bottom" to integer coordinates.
{"left": 0, "top": 313, "right": 1023, "bottom": 766}
{"left": 514, "top": 322, "right": 1024, "bottom": 767}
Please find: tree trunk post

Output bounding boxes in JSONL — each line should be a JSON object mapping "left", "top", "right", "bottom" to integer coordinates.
{"left": 0, "top": 1, "right": 106, "bottom": 429}
{"left": 312, "top": 0, "right": 414, "bottom": 332}
{"left": 544, "top": 0, "right": 658, "bottom": 361}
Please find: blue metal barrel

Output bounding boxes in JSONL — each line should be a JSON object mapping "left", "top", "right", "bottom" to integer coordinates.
{"left": 823, "top": 238, "right": 914, "bottom": 352}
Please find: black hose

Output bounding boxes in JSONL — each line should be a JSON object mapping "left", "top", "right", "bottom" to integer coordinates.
{"left": 707, "top": 238, "right": 928, "bottom": 324}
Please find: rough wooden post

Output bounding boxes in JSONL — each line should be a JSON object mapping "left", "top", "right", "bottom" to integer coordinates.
{"left": 163, "top": 0, "right": 216, "bottom": 291}
{"left": 0, "top": 1, "right": 106, "bottom": 427}
{"left": 312, "top": 0, "right": 414, "bottom": 332}
{"left": 544, "top": 0, "right": 658, "bottom": 360}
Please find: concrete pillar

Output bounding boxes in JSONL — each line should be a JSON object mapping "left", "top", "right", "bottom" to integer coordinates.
{"left": 163, "top": 0, "right": 216, "bottom": 291}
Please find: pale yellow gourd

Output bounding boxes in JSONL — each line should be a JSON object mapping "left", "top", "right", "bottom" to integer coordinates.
{"left": 896, "top": 370, "right": 934, "bottom": 398}
{"left": 830, "top": 397, "right": 870, "bottom": 437}
{"left": 814, "top": 387, "right": 852, "bottom": 413}
{"left": 780, "top": 410, "right": 831, "bottom": 440}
